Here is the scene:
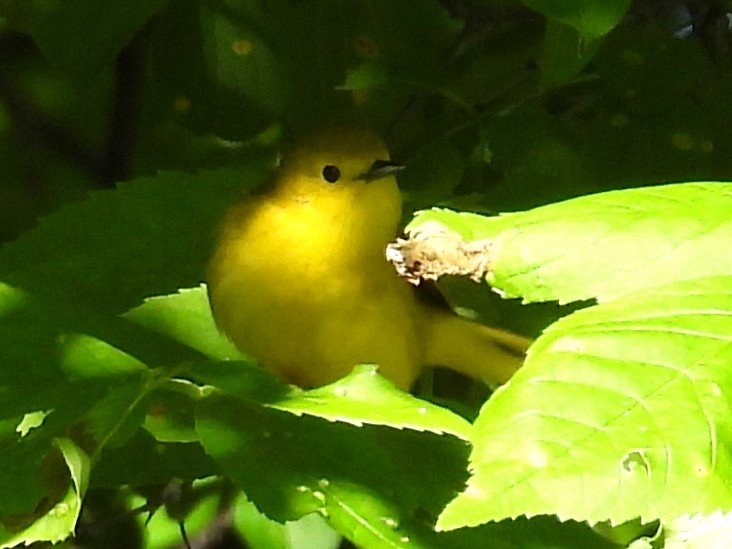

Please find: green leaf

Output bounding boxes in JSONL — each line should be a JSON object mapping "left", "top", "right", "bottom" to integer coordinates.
{"left": 410, "top": 182, "right": 732, "bottom": 304}
{"left": 198, "top": 394, "right": 613, "bottom": 547}
{"left": 0, "top": 438, "right": 90, "bottom": 546}
{"left": 444, "top": 516, "right": 618, "bottom": 549}
{"left": 540, "top": 21, "right": 601, "bottom": 90}
{"left": 0, "top": 283, "right": 131, "bottom": 419}
{"left": 518, "top": 0, "right": 632, "bottom": 39}
{"left": 16, "top": 0, "right": 167, "bottom": 80}
{"left": 268, "top": 365, "right": 472, "bottom": 441}
{"left": 57, "top": 438, "right": 90, "bottom": 498}
{"left": 438, "top": 275, "right": 732, "bottom": 530}
{"left": 188, "top": 358, "right": 286, "bottom": 403}
{"left": 0, "top": 279, "right": 210, "bottom": 424}
{"left": 143, "top": 385, "right": 199, "bottom": 443}
{"left": 91, "top": 430, "right": 218, "bottom": 488}
{"left": 233, "top": 495, "right": 341, "bottom": 549}
{"left": 0, "top": 283, "right": 76, "bottom": 418}
{"left": 86, "top": 375, "right": 151, "bottom": 451}
{"left": 196, "top": 394, "right": 470, "bottom": 546}
{"left": 125, "top": 286, "right": 242, "bottom": 362}
{"left": 0, "top": 166, "right": 270, "bottom": 315}
{"left": 0, "top": 421, "right": 54, "bottom": 517}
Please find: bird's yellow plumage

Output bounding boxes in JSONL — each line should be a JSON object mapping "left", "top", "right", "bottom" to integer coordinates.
{"left": 207, "top": 128, "right": 529, "bottom": 389}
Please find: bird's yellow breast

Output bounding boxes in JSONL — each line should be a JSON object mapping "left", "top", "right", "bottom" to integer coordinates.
{"left": 206, "top": 133, "right": 422, "bottom": 388}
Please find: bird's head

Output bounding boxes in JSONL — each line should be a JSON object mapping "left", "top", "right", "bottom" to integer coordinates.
{"left": 274, "top": 128, "right": 404, "bottom": 243}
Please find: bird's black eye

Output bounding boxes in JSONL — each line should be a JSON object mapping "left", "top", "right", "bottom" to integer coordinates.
{"left": 322, "top": 165, "right": 341, "bottom": 183}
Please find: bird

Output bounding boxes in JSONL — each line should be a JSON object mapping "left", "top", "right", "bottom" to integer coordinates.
{"left": 206, "top": 128, "right": 529, "bottom": 390}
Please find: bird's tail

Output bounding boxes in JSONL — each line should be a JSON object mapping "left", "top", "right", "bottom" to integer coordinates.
{"left": 420, "top": 310, "right": 531, "bottom": 385}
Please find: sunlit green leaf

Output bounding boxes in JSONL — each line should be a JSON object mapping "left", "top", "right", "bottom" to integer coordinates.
{"left": 269, "top": 365, "right": 472, "bottom": 440}
{"left": 196, "top": 394, "right": 470, "bottom": 546}
{"left": 410, "top": 183, "right": 732, "bottom": 304}
{"left": 143, "top": 385, "right": 199, "bottom": 443}
{"left": 439, "top": 275, "right": 732, "bottom": 529}
{"left": 0, "top": 438, "right": 90, "bottom": 546}
{"left": 233, "top": 495, "right": 341, "bottom": 549}
{"left": 125, "top": 286, "right": 241, "bottom": 362}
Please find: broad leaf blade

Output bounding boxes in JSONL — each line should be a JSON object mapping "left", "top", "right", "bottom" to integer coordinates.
{"left": 411, "top": 183, "right": 732, "bottom": 304}
{"left": 0, "top": 166, "right": 269, "bottom": 315}
{"left": 438, "top": 275, "right": 732, "bottom": 530}
{"left": 196, "top": 395, "right": 471, "bottom": 547}
{"left": 0, "top": 282, "right": 150, "bottom": 419}
{"left": 269, "top": 365, "right": 472, "bottom": 440}
{"left": 187, "top": 358, "right": 286, "bottom": 404}
{"left": 125, "top": 285, "right": 242, "bottom": 362}
{"left": 197, "top": 395, "right": 613, "bottom": 547}
{"left": 0, "top": 438, "right": 90, "bottom": 546}
{"left": 233, "top": 496, "right": 341, "bottom": 549}
{"left": 19, "top": 0, "right": 167, "bottom": 80}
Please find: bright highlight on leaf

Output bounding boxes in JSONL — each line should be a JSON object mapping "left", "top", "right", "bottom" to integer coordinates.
{"left": 0, "top": 438, "right": 89, "bottom": 546}
{"left": 438, "top": 275, "right": 732, "bottom": 530}
{"left": 410, "top": 182, "right": 732, "bottom": 304}
{"left": 662, "top": 511, "right": 732, "bottom": 548}
{"left": 268, "top": 365, "right": 472, "bottom": 440}
{"left": 125, "top": 285, "right": 243, "bottom": 362}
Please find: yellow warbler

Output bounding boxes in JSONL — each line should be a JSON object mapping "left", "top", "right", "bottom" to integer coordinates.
{"left": 206, "top": 129, "right": 529, "bottom": 389}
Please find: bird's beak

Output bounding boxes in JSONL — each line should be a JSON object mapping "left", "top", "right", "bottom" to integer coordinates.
{"left": 356, "top": 160, "right": 405, "bottom": 182}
